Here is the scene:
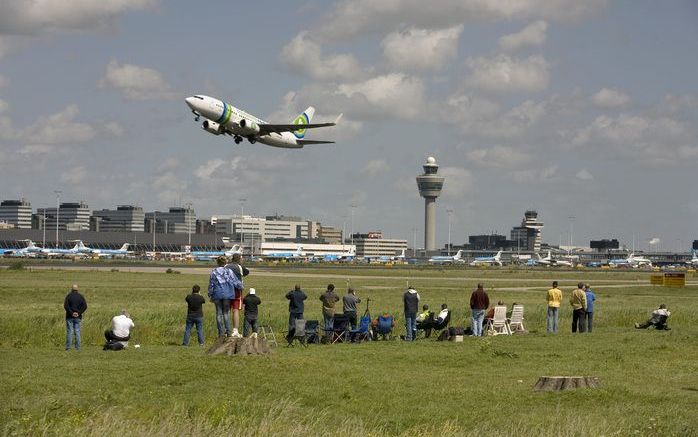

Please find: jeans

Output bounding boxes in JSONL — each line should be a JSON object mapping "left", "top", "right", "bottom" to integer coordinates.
{"left": 243, "top": 317, "right": 258, "bottom": 337}
{"left": 65, "top": 318, "right": 82, "bottom": 350}
{"left": 572, "top": 308, "right": 586, "bottom": 333}
{"left": 323, "top": 312, "right": 335, "bottom": 335}
{"left": 214, "top": 298, "right": 231, "bottom": 337}
{"left": 404, "top": 313, "right": 417, "bottom": 341}
{"left": 183, "top": 315, "right": 205, "bottom": 345}
{"left": 586, "top": 312, "right": 593, "bottom": 333}
{"left": 471, "top": 309, "right": 486, "bottom": 336}
{"left": 345, "top": 311, "right": 358, "bottom": 330}
{"left": 547, "top": 307, "right": 559, "bottom": 333}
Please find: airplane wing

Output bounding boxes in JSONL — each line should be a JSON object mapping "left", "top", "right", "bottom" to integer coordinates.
{"left": 296, "top": 140, "right": 335, "bottom": 145}
{"left": 258, "top": 121, "right": 337, "bottom": 135}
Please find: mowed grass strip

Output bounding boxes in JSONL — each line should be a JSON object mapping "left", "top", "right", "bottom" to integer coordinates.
{"left": 1, "top": 267, "right": 696, "bottom": 436}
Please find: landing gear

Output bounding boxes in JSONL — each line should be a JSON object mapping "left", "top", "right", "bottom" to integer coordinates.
{"left": 192, "top": 110, "right": 200, "bottom": 122}
{"left": 234, "top": 136, "right": 243, "bottom": 144}
{"left": 248, "top": 137, "right": 257, "bottom": 144}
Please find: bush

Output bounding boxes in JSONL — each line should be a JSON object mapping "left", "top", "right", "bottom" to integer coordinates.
{"left": 7, "top": 261, "right": 25, "bottom": 271}
{"left": 165, "top": 268, "right": 180, "bottom": 274}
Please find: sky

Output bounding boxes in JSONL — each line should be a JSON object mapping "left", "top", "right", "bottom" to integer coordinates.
{"left": 0, "top": 0, "right": 697, "bottom": 251}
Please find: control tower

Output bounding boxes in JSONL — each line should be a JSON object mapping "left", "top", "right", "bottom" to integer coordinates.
{"left": 416, "top": 156, "right": 445, "bottom": 251}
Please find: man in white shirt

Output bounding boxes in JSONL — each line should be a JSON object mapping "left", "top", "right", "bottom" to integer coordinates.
{"left": 635, "top": 304, "right": 671, "bottom": 330}
{"left": 105, "top": 310, "right": 135, "bottom": 343}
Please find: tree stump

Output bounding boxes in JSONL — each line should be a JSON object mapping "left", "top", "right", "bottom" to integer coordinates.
{"left": 206, "top": 336, "right": 271, "bottom": 356}
{"left": 533, "top": 376, "right": 600, "bottom": 392}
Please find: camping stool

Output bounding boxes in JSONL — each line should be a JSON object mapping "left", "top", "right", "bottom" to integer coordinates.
{"left": 260, "top": 325, "right": 278, "bottom": 347}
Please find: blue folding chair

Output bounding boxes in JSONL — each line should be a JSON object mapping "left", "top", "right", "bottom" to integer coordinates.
{"left": 349, "top": 314, "right": 371, "bottom": 343}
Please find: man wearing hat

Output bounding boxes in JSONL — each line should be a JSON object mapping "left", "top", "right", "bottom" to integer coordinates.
{"left": 63, "top": 284, "right": 87, "bottom": 350}
{"left": 242, "top": 288, "right": 262, "bottom": 337}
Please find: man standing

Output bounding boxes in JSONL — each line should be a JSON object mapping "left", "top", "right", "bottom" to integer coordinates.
{"left": 320, "top": 284, "right": 340, "bottom": 335}
{"left": 585, "top": 284, "right": 596, "bottom": 333}
{"left": 570, "top": 282, "right": 588, "bottom": 333}
{"left": 226, "top": 253, "right": 249, "bottom": 338}
{"left": 546, "top": 281, "right": 563, "bottom": 333}
{"left": 403, "top": 286, "right": 420, "bottom": 341}
{"left": 242, "top": 288, "right": 262, "bottom": 337}
{"left": 470, "top": 283, "right": 490, "bottom": 337}
{"left": 182, "top": 284, "right": 206, "bottom": 346}
{"left": 208, "top": 257, "right": 241, "bottom": 338}
{"left": 342, "top": 287, "right": 361, "bottom": 330}
{"left": 105, "top": 310, "right": 135, "bottom": 344}
{"left": 64, "top": 284, "right": 87, "bottom": 351}
{"left": 285, "top": 284, "right": 307, "bottom": 342}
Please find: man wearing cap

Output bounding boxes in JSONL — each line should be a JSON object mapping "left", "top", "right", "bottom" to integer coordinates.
{"left": 182, "top": 284, "right": 206, "bottom": 346}
{"left": 225, "top": 253, "right": 249, "bottom": 338}
{"left": 242, "top": 288, "right": 262, "bottom": 337}
{"left": 63, "top": 284, "right": 87, "bottom": 350}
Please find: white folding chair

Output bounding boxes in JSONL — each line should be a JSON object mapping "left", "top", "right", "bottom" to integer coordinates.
{"left": 509, "top": 305, "right": 526, "bottom": 333}
{"left": 486, "top": 306, "right": 511, "bottom": 335}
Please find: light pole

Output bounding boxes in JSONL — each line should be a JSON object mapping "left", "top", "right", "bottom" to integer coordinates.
{"left": 185, "top": 202, "right": 193, "bottom": 247}
{"left": 238, "top": 198, "right": 247, "bottom": 250}
{"left": 42, "top": 209, "right": 46, "bottom": 248}
{"left": 54, "top": 190, "right": 61, "bottom": 248}
{"left": 350, "top": 204, "right": 356, "bottom": 248}
{"left": 447, "top": 208, "right": 453, "bottom": 256}
{"left": 152, "top": 211, "right": 156, "bottom": 250}
{"left": 568, "top": 215, "right": 575, "bottom": 254}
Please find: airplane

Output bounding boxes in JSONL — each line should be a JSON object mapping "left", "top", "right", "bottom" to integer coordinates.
{"left": 73, "top": 241, "right": 131, "bottom": 258}
{"left": 609, "top": 253, "right": 652, "bottom": 268}
{"left": 428, "top": 250, "right": 464, "bottom": 265}
{"left": 314, "top": 246, "right": 356, "bottom": 262}
{"left": 686, "top": 249, "right": 698, "bottom": 267}
{"left": 469, "top": 251, "right": 503, "bottom": 267}
{"left": 262, "top": 246, "right": 309, "bottom": 260}
{"left": 366, "top": 248, "right": 407, "bottom": 264}
{"left": 536, "top": 251, "right": 574, "bottom": 267}
{"left": 185, "top": 95, "right": 341, "bottom": 149}
{"left": 191, "top": 245, "right": 242, "bottom": 261}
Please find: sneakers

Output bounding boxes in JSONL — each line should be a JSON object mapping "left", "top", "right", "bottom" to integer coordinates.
{"left": 634, "top": 323, "right": 640, "bottom": 329}
{"left": 231, "top": 329, "right": 242, "bottom": 338}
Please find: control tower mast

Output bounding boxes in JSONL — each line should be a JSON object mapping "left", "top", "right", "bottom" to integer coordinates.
{"left": 416, "top": 156, "right": 445, "bottom": 252}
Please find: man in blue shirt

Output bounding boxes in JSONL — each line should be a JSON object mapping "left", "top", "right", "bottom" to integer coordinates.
{"left": 584, "top": 284, "right": 597, "bottom": 333}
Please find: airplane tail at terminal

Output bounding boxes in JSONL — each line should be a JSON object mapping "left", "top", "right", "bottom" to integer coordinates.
{"left": 454, "top": 250, "right": 463, "bottom": 260}
{"left": 119, "top": 243, "right": 130, "bottom": 251}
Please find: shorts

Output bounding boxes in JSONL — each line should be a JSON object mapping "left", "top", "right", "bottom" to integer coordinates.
{"left": 230, "top": 296, "right": 242, "bottom": 310}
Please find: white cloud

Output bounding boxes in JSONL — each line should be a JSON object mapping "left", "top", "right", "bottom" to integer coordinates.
{"left": 60, "top": 166, "right": 88, "bottom": 185}
{"left": 316, "top": 0, "right": 606, "bottom": 41}
{"left": 511, "top": 164, "right": 559, "bottom": 183}
{"left": 381, "top": 25, "right": 463, "bottom": 71}
{"left": 575, "top": 168, "right": 593, "bottom": 180}
{"left": 98, "top": 59, "right": 176, "bottom": 100}
{"left": 104, "top": 121, "right": 124, "bottom": 137}
{"left": 466, "top": 145, "right": 531, "bottom": 169}
{"left": 591, "top": 88, "right": 631, "bottom": 108}
{"left": 22, "top": 104, "right": 96, "bottom": 144}
{"left": 279, "top": 31, "right": 364, "bottom": 80}
{"left": 361, "top": 159, "right": 390, "bottom": 177}
{"left": 440, "top": 166, "right": 474, "bottom": 197}
{"left": 465, "top": 55, "right": 550, "bottom": 93}
{"left": 0, "top": 0, "right": 155, "bottom": 35}
{"left": 648, "top": 237, "right": 660, "bottom": 246}
{"left": 498, "top": 20, "right": 548, "bottom": 51}
{"left": 0, "top": 99, "right": 8, "bottom": 113}
{"left": 335, "top": 73, "right": 426, "bottom": 120}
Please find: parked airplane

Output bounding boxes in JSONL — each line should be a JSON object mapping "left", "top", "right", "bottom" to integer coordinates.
{"left": 366, "top": 248, "right": 407, "bottom": 264}
{"left": 536, "top": 251, "right": 574, "bottom": 267}
{"left": 609, "top": 253, "right": 652, "bottom": 268}
{"left": 469, "top": 251, "right": 503, "bottom": 267}
{"left": 74, "top": 241, "right": 131, "bottom": 258}
{"left": 314, "top": 246, "right": 355, "bottom": 262}
{"left": 191, "top": 245, "right": 242, "bottom": 261}
{"left": 185, "top": 95, "right": 340, "bottom": 149}
{"left": 428, "top": 250, "right": 464, "bottom": 265}
{"left": 263, "top": 246, "right": 309, "bottom": 260}
{"left": 685, "top": 249, "right": 698, "bottom": 267}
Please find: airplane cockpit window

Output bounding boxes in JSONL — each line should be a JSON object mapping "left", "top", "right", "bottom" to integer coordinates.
{"left": 193, "top": 95, "right": 204, "bottom": 100}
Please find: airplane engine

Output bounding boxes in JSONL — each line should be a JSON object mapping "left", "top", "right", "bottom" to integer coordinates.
{"left": 202, "top": 120, "right": 223, "bottom": 135}
{"left": 238, "top": 118, "right": 260, "bottom": 135}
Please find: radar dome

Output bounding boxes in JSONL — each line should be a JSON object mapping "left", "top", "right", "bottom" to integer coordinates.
{"left": 426, "top": 156, "right": 436, "bottom": 164}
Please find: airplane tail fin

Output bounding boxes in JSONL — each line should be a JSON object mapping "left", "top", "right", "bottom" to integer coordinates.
{"left": 292, "top": 107, "right": 315, "bottom": 139}
{"left": 26, "top": 240, "right": 36, "bottom": 249}
{"left": 454, "top": 250, "right": 463, "bottom": 259}
{"left": 494, "top": 251, "right": 502, "bottom": 260}
{"left": 120, "top": 243, "right": 129, "bottom": 251}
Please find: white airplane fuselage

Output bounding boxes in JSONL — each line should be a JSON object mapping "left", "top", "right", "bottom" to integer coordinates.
{"left": 186, "top": 95, "right": 308, "bottom": 148}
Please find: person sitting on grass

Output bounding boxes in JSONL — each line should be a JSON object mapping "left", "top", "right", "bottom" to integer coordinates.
{"left": 104, "top": 310, "right": 134, "bottom": 350}
{"left": 635, "top": 304, "right": 671, "bottom": 330}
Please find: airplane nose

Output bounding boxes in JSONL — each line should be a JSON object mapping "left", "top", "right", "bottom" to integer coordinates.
{"left": 185, "top": 96, "right": 196, "bottom": 110}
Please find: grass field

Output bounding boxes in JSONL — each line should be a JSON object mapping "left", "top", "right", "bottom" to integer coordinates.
{"left": 1, "top": 265, "right": 696, "bottom": 436}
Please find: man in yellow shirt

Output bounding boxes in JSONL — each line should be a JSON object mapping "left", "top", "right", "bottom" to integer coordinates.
{"left": 570, "top": 282, "right": 588, "bottom": 333}
{"left": 546, "top": 281, "right": 562, "bottom": 333}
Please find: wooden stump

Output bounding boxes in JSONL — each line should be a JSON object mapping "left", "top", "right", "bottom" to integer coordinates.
{"left": 533, "top": 376, "right": 600, "bottom": 392}
{"left": 206, "top": 336, "right": 271, "bottom": 356}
